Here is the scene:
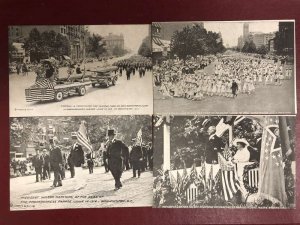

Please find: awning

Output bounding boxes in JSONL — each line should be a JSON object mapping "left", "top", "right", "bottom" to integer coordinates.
{"left": 153, "top": 37, "right": 163, "bottom": 46}
{"left": 62, "top": 55, "right": 71, "bottom": 60}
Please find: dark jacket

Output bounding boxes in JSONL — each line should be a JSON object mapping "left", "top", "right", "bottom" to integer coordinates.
{"left": 33, "top": 155, "right": 44, "bottom": 169}
{"left": 107, "top": 139, "right": 127, "bottom": 172}
{"left": 130, "top": 145, "right": 143, "bottom": 162}
{"left": 43, "top": 154, "right": 51, "bottom": 167}
{"left": 205, "top": 134, "right": 224, "bottom": 164}
{"left": 70, "top": 143, "right": 85, "bottom": 167}
{"left": 50, "top": 146, "right": 63, "bottom": 168}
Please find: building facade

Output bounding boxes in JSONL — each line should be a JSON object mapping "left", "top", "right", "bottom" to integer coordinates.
{"left": 103, "top": 33, "right": 124, "bottom": 54}
{"left": 9, "top": 25, "right": 87, "bottom": 60}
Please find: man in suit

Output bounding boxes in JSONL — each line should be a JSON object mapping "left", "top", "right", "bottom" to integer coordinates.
{"left": 106, "top": 129, "right": 127, "bottom": 190}
{"left": 69, "top": 135, "right": 85, "bottom": 175}
{"left": 231, "top": 80, "right": 239, "bottom": 98}
{"left": 33, "top": 149, "right": 44, "bottom": 182}
{"left": 42, "top": 149, "right": 51, "bottom": 180}
{"left": 86, "top": 152, "right": 94, "bottom": 174}
{"left": 49, "top": 137, "right": 63, "bottom": 187}
{"left": 129, "top": 139, "right": 143, "bottom": 178}
{"left": 205, "top": 126, "right": 225, "bottom": 182}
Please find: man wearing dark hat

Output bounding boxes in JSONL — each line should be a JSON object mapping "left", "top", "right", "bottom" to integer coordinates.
{"left": 32, "top": 149, "right": 44, "bottom": 182}
{"left": 106, "top": 129, "right": 128, "bottom": 190}
{"left": 49, "top": 137, "right": 63, "bottom": 187}
{"left": 129, "top": 139, "right": 143, "bottom": 178}
{"left": 69, "top": 135, "right": 84, "bottom": 178}
{"left": 42, "top": 149, "right": 51, "bottom": 180}
{"left": 69, "top": 134, "right": 86, "bottom": 190}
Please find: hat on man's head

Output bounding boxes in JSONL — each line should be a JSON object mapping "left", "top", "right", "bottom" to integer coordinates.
{"left": 71, "top": 133, "right": 77, "bottom": 140}
{"left": 108, "top": 129, "right": 115, "bottom": 136}
{"left": 49, "top": 136, "right": 58, "bottom": 144}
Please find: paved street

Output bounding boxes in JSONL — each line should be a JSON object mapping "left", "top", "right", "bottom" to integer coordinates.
{"left": 154, "top": 61, "right": 295, "bottom": 115}
{"left": 10, "top": 55, "right": 153, "bottom": 117}
{"left": 10, "top": 167, "right": 153, "bottom": 210}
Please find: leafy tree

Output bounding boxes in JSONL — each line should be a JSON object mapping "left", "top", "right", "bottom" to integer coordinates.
{"left": 257, "top": 45, "right": 268, "bottom": 55}
{"left": 86, "top": 33, "right": 106, "bottom": 58}
{"left": 242, "top": 41, "right": 257, "bottom": 53}
{"left": 9, "top": 43, "right": 17, "bottom": 61}
{"left": 138, "top": 36, "right": 151, "bottom": 57}
{"left": 112, "top": 45, "right": 127, "bottom": 57}
{"left": 23, "top": 28, "right": 70, "bottom": 62}
{"left": 170, "top": 25, "right": 225, "bottom": 60}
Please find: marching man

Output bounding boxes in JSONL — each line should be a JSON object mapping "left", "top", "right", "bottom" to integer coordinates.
{"left": 106, "top": 129, "right": 128, "bottom": 190}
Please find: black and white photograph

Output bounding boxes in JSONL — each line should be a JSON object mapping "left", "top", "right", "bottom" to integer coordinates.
{"left": 9, "top": 25, "right": 153, "bottom": 117}
{"left": 10, "top": 115, "right": 153, "bottom": 210}
{"left": 153, "top": 115, "right": 296, "bottom": 208}
{"left": 152, "top": 21, "right": 296, "bottom": 114}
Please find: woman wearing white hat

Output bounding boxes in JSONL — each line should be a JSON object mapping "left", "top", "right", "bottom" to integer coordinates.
{"left": 232, "top": 138, "right": 250, "bottom": 163}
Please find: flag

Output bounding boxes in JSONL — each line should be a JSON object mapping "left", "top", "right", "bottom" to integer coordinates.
{"left": 77, "top": 121, "right": 93, "bottom": 153}
{"left": 136, "top": 128, "right": 142, "bottom": 145}
{"left": 258, "top": 116, "right": 287, "bottom": 206}
{"left": 218, "top": 153, "right": 240, "bottom": 201}
{"left": 32, "top": 78, "right": 54, "bottom": 89}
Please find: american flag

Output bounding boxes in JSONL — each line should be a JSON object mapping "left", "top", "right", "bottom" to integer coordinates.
{"left": 258, "top": 116, "right": 287, "bottom": 206}
{"left": 32, "top": 78, "right": 55, "bottom": 89}
{"left": 218, "top": 153, "right": 240, "bottom": 201}
{"left": 136, "top": 128, "right": 143, "bottom": 145}
{"left": 77, "top": 121, "right": 93, "bottom": 153}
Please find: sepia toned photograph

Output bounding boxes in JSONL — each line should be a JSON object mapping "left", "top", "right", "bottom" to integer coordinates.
{"left": 152, "top": 21, "right": 296, "bottom": 115}
{"left": 9, "top": 25, "right": 153, "bottom": 117}
{"left": 153, "top": 115, "right": 296, "bottom": 208}
{"left": 10, "top": 115, "right": 153, "bottom": 210}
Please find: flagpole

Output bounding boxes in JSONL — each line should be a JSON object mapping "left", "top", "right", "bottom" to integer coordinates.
{"left": 163, "top": 115, "right": 170, "bottom": 171}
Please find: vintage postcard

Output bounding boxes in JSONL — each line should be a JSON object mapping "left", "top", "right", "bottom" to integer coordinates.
{"left": 10, "top": 115, "right": 153, "bottom": 210}
{"left": 153, "top": 115, "right": 296, "bottom": 208}
{"left": 152, "top": 20, "right": 296, "bottom": 115}
{"left": 9, "top": 25, "right": 153, "bottom": 117}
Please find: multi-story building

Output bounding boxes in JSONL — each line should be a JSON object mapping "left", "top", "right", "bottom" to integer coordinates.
{"left": 152, "top": 22, "right": 171, "bottom": 64}
{"left": 248, "top": 32, "right": 275, "bottom": 48}
{"left": 278, "top": 22, "right": 294, "bottom": 54}
{"left": 103, "top": 33, "right": 124, "bottom": 54}
{"left": 9, "top": 25, "right": 87, "bottom": 60}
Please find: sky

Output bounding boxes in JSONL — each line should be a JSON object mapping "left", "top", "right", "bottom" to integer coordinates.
{"left": 203, "top": 21, "right": 280, "bottom": 47}
{"left": 88, "top": 25, "right": 149, "bottom": 53}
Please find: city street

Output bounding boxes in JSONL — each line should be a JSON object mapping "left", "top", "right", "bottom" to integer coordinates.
{"left": 154, "top": 60, "right": 295, "bottom": 115}
{"left": 9, "top": 55, "right": 153, "bottom": 117}
{"left": 10, "top": 167, "right": 153, "bottom": 210}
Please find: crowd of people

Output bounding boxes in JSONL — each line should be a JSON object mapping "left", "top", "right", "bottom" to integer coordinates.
{"left": 113, "top": 55, "right": 152, "bottom": 80}
{"left": 10, "top": 130, "right": 153, "bottom": 191}
{"left": 154, "top": 54, "right": 293, "bottom": 101}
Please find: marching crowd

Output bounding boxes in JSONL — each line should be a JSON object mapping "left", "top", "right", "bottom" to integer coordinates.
{"left": 10, "top": 130, "right": 153, "bottom": 191}
{"left": 154, "top": 54, "right": 293, "bottom": 100}
{"left": 113, "top": 55, "right": 152, "bottom": 80}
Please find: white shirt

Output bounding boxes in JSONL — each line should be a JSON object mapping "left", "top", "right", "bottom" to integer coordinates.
{"left": 233, "top": 147, "right": 250, "bottom": 163}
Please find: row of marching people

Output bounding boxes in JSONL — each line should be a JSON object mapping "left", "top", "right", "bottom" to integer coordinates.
{"left": 29, "top": 130, "right": 153, "bottom": 191}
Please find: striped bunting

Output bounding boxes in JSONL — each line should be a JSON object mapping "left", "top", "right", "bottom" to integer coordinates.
{"left": 31, "top": 78, "right": 55, "bottom": 89}
{"left": 218, "top": 153, "right": 240, "bottom": 201}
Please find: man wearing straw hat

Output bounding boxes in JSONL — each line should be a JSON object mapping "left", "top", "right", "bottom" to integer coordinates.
{"left": 107, "top": 129, "right": 128, "bottom": 190}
